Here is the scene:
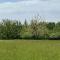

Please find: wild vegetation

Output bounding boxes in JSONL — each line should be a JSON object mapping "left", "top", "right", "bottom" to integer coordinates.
{"left": 0, "top": 17, "right": 60, "bottom": 40}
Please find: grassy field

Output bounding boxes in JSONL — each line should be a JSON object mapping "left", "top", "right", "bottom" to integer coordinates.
{"left": 0, "top": 40, "right": 60, "bottom": 60}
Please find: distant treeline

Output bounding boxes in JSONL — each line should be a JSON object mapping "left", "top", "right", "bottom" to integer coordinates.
{"left": 0, "top": 18, "right": 60, "bottom": 40}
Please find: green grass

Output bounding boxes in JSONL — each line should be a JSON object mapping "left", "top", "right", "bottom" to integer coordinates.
{"left": 0, "top": 40, "right": 60, "bottom": 60}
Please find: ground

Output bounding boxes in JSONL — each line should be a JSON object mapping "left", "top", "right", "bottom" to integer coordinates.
{"left": 0, "top": 40, "right": 60, "bottom": 60}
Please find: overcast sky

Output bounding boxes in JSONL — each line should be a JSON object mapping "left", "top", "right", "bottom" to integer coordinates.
{"left": 0, "top": 0, "right": 60, "bottom": 23}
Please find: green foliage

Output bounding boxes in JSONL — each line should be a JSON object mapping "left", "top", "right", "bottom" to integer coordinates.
{"left": 0, "top": 18, "right": 60, "bottom": 40}
{"left": 49, "top": 22, "right": 60, "bottom": 39}
{"left": 47, "top": 22, "right": 55, "bottom": 30}
{"left": 30, "top": 20, "right": 49, "bottom": 39}
{"left": 0, "top": 19, "right": 22, "bottom": 39}
{"left": 21, "top": 20, "right": 32, "bottom": 39}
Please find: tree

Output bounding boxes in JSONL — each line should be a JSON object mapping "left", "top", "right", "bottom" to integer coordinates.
{"left": 30, "top": 19, "right": 39, "bottom": 39}
{"left": 47, "top": 22, "right": 55, "bottom": 30}
{"left": 49, "top": 22, "right": 60, "bottom": 39}
{"left": 30, "top": 18, "right": 48, "bottom": 39}
{"left": 21, "top": 20, "right": 32, "bottom": 39}
{"left": 0, "top": 19, "right": 22, "bottom": 39}
{"left": 24, "top": 19, "right": 28, "bottom": 28}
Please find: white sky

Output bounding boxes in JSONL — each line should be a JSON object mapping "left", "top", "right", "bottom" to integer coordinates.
{"left": 0, "top": 0, "right": 60, "bottom": 23}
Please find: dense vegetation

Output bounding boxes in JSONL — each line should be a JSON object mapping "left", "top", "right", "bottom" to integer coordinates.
{"left": 0, "top": 18, "right": 60, "bottom": 40}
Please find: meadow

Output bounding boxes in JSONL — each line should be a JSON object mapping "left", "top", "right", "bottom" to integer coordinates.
{"left": 0, "top": 40, "right": 60, "bottom": 60}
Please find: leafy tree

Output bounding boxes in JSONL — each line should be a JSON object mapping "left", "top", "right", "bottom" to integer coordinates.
{"left": 0, "top": 19, "right": 22, "bottom": 39}
{"left": 47, "top": 22, "right": 55, "bottom": 30}
{"left": 21, "top": 20, "right": 32, "bottom": 39}
{"left": 0, "top": 18, "right": 59, "bottom": 40}
{"left": 49, "top": 22, "right": 60, "bottom": 39}
{"left": 30, "top": 19, "right": 48, "bottom": 39}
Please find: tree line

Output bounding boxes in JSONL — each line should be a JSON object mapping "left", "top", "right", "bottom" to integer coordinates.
{"left": 0, "top": 18, "right": 60, "bottom": 40}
